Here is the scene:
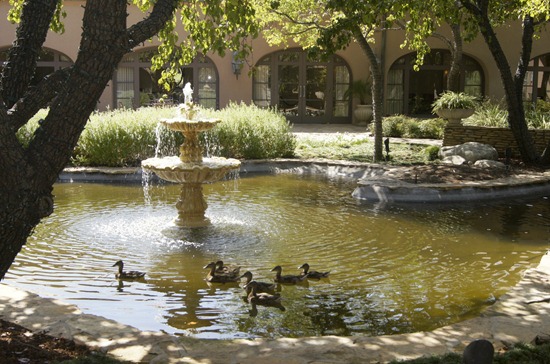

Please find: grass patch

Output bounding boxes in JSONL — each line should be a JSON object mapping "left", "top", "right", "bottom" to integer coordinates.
{"left": 295, "top": 136, "right": 432, "bottom": 164}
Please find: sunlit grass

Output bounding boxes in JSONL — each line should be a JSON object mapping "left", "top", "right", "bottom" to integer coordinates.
{"left": 295, "top": 137, "right": 434, "bottom": 164}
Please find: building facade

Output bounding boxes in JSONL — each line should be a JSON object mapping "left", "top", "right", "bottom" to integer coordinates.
{"left": 1, "top": 2, "right": 549, "bottom": 125}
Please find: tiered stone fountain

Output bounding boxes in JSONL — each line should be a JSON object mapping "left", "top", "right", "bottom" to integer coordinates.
{"left": 141, "top": 84, "right": 241, "bottom": 227}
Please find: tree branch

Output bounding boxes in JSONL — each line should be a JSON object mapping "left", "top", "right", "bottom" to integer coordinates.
{"left": 0, "top": 0, "right": 58, "bottom": 108}
{"left": 9, "top": 68, "right": 71, "bottom": 131}
{"left": 127, "top": 0, "right": 180, "bottom": 49}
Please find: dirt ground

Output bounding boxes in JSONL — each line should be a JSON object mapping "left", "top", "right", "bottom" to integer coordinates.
{"left": 384, "top": 162, "right": 542, "bottom": 184}
{"left": 0, "top": 319, "right": 93, "bottom": 363}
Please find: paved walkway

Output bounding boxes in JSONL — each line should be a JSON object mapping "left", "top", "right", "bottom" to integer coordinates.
{"left": 2, "top": 255, "right": 550, "bottom": 363}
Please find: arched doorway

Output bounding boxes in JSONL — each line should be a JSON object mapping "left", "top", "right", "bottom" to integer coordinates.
{"left": 387, "top": 50, "right": 484, "bottom": 115}
{"left": 524, "top": 53, "right": 550, "bottom": 102}
{"left": 0, "top": 47, "right": 73, "bottom": 85}
{"left": 114, "top": 49, "right": 218, "bottom": 109}
{"left": 253, "top": 49, "right": 352, "bottom": 124}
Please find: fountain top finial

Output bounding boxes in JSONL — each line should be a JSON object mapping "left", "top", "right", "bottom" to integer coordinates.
{"left": 183, "top": 82, "right": 193, "bottom": 105}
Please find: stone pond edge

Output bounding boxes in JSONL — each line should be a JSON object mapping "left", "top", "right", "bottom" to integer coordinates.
{"left": 61, "top": 159, "right": 550, "bottom": 204}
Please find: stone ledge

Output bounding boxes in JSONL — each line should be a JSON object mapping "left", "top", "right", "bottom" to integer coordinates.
{"left": 353, "top": 173, "right": 550, "bottom": 203}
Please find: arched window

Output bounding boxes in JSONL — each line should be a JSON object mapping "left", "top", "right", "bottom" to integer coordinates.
{"left": 0, "top": 47, "right": 73, "bottom": 85}
{"left": 523, "top": 53, "right": 550, "bottom": 103}
{"left": 114, "top": 49, "right": 218, "bottom": 109}
{"left": 387, "top": 50, "right": 484, "bottom": 115}
{"left": 253, "top": 49, "right": 351, "bottom": 124}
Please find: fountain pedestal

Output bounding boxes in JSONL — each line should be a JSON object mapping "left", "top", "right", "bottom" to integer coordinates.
{"left": 141, "top": 109, "right": 241, "bottom": 228}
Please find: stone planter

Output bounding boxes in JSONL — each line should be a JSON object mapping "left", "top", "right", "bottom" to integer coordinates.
{"left": 353, "top": 104, "right": 373, "bottom": 125}
{"left": 436, "top": 108, "right": 474, "bottom": 126}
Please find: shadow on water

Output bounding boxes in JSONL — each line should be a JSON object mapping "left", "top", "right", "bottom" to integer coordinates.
{"left": 6, "top": 174, "right": 550, "bottom": 339}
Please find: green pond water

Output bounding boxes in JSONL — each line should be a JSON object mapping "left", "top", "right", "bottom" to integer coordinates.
{"left": 6, "top": 174, "right": 550, "bottom": 339}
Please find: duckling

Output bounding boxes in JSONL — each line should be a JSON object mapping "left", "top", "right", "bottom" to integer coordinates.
{"left": 112, "top": 260, "right": 146, "bottom": 280}
{"left": 204, "top": 262, "right": 240, "bottom": 283}
{"left": 239, "top": 271, "right": 276, "bottom": 294}
{"left": 215, "top": 260, "right": 241, "bottom": 279}
{"left": 299, "top": 263, "right": 330, "bottom": 280}
{"left": 271, "top": 265, "right": 308, "bottom": 284}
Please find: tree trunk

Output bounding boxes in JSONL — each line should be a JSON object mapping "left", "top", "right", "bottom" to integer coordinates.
{"left": 462, "top": 1, "right": 539, "bottom": 164}
{"left": 0, "top": 0, "right": 178, "bottom": 280}
{"left": 447, "top": 24, "right": 463, "bottom": 92}
{"left": 353, "top": 27, "right": 384, "bottom": 162}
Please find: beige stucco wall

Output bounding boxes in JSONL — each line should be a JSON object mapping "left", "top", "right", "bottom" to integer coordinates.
{"left": 1, "top": 3, "right": 549, "bottom": 113}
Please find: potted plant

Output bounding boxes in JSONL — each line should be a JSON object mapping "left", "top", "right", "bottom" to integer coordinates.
{"left": 432, "top": 91, "right": 478, "bottom": 126}
{"left": 345, "top": 78, "right": 373, "bottom": 125}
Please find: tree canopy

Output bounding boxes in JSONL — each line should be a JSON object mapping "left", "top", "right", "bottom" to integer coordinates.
{"left": 0, "top": 0, "right": 258, "bottom": 280}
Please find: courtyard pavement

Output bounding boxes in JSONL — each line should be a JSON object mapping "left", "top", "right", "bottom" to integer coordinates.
{"left": 1, "top": 124, "right": 550, "bottom": 363}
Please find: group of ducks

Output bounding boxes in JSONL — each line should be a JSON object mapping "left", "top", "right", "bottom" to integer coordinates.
{"left": 204, "top": 261, "right": 330, "bottom": 312}
{"left": 112, "top": 259, "right": 330, "bottom": 314}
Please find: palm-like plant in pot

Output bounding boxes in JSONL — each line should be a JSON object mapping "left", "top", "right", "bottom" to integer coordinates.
{"left": 432, "top": 91, "right": 479, "bottom": 126}
{"left": 345, "top": 78, "right": 373, "bottom": 125}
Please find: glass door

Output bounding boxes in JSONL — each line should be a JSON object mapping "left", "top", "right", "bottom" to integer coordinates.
{"left": 277, "top": 52, "right": 331, "bottom": 123}
{"left": 304, "top": 64, "right": 328, "bottom": 122}
{"left": 254, "top": 49, "right": 351, "bottom": 124}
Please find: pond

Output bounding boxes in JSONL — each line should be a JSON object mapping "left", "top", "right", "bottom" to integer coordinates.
{"left": 6, "top": 174, "right": 550, "bottom": 339}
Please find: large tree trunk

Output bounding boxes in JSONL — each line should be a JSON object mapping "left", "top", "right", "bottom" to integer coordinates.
{"left": 462, "top": 1, "right": 539, "bottom": 164}
{"left": 0, "top": 0, "right": 178, "bottom": 280}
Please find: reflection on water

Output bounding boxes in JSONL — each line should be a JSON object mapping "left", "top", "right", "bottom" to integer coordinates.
{"left": 6, "top": 174, "right": 550, "bottom": 339}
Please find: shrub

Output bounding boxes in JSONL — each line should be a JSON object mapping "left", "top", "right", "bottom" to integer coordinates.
{"left": 464, "top": 98, "right": 508, "bottom": 128}
{"left": 15, "top": 104, "right": 295, "bottom": 167}
{"left": 465, "top": 98, "right": 550, "bottom": 130}
{"left": 373, "top": 115, "right": 445, "bottom": 139}
{"left": 424, "top": 145, "right": 440, "bottom": 161}
{"left": 16, "top": 109, "right": 47, "bottom": 148}
{"left": 202, "top": 102, "right": 296, "bottom": 159}
{"left": 73, "top": 107, "right": 177, "bottom": 167}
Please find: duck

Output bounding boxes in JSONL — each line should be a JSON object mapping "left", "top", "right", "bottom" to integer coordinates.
{"left": 239, "top": 271, "right": 276, "bottom": 294}
{"left": 298, "top": 263, "right": 330, "bottom": 280}
{"left": 204, "top": 262, "right": 241, "bottom": 283}
{"left": 215, "top": 260, "right": 241, "bottom": 279}
{"left": 246, "top": 281, "right": 286, "bottom": 316}
{"left": 245, "top": 281, "right": 283, "bottom": 306}
{"left": 112, "top": 260, "right": 146, "bottom": 280}
{"left": 271, "top": 265, "right": 308, "bottom": 284}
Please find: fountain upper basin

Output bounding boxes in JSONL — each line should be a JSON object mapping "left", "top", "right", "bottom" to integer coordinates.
{"left": 160, "top": 117, "right": 221, "bottom": 133}
{"left": 141, "top": 156, "right": 241, "bottom": 184}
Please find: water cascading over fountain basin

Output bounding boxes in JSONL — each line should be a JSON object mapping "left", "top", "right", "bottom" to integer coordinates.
{"left": 141, "top": 84, "right": 241, "bottom": 227}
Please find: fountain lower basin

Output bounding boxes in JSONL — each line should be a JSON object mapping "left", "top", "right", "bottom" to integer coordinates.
{"left": 141, "top": 156, "right": 241, "bottom": 184}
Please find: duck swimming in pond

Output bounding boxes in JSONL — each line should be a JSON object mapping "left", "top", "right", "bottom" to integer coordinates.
{"left": 112, "top": 260, "right": 146, "bottom": 280}
{"left": 271, "top": 265, "right": 308, "bottom": 284}
{"left": 245, "top": 281, "right": 283, "bottom": 306}
{"left": 246, "top": 281, "right": 286, "bottom": 317}
{"left": 239, "top": 271, "right": 276, "bottom": 294}
{"left": 215, "top": 260, "right": 241, "bottom": 279}
{"left": 204, "top": 262, "right": 241, "bottom": 283}
{"left": 298, "top": 263, "right": 330, "bottom": 280}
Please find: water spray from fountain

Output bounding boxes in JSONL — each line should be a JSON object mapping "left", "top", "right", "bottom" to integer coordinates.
{"left": 141, "top": 83, "right": 241, "bottom": 227}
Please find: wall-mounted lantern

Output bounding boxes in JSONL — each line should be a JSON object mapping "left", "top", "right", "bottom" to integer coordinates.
{"left": 231, "top": 51, "right": 243, "bottom": 79}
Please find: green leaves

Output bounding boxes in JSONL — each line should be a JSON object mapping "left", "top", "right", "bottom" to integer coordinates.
{"left": 129, "top": 0, "right": 259, "bottom": 89}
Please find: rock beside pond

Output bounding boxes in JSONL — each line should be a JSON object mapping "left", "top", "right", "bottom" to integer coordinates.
{"left": 473, "top": 159, "right": 507, "bottom": 169}
{"left": 440, "top": 142, "right": 498, "bottom": 164}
